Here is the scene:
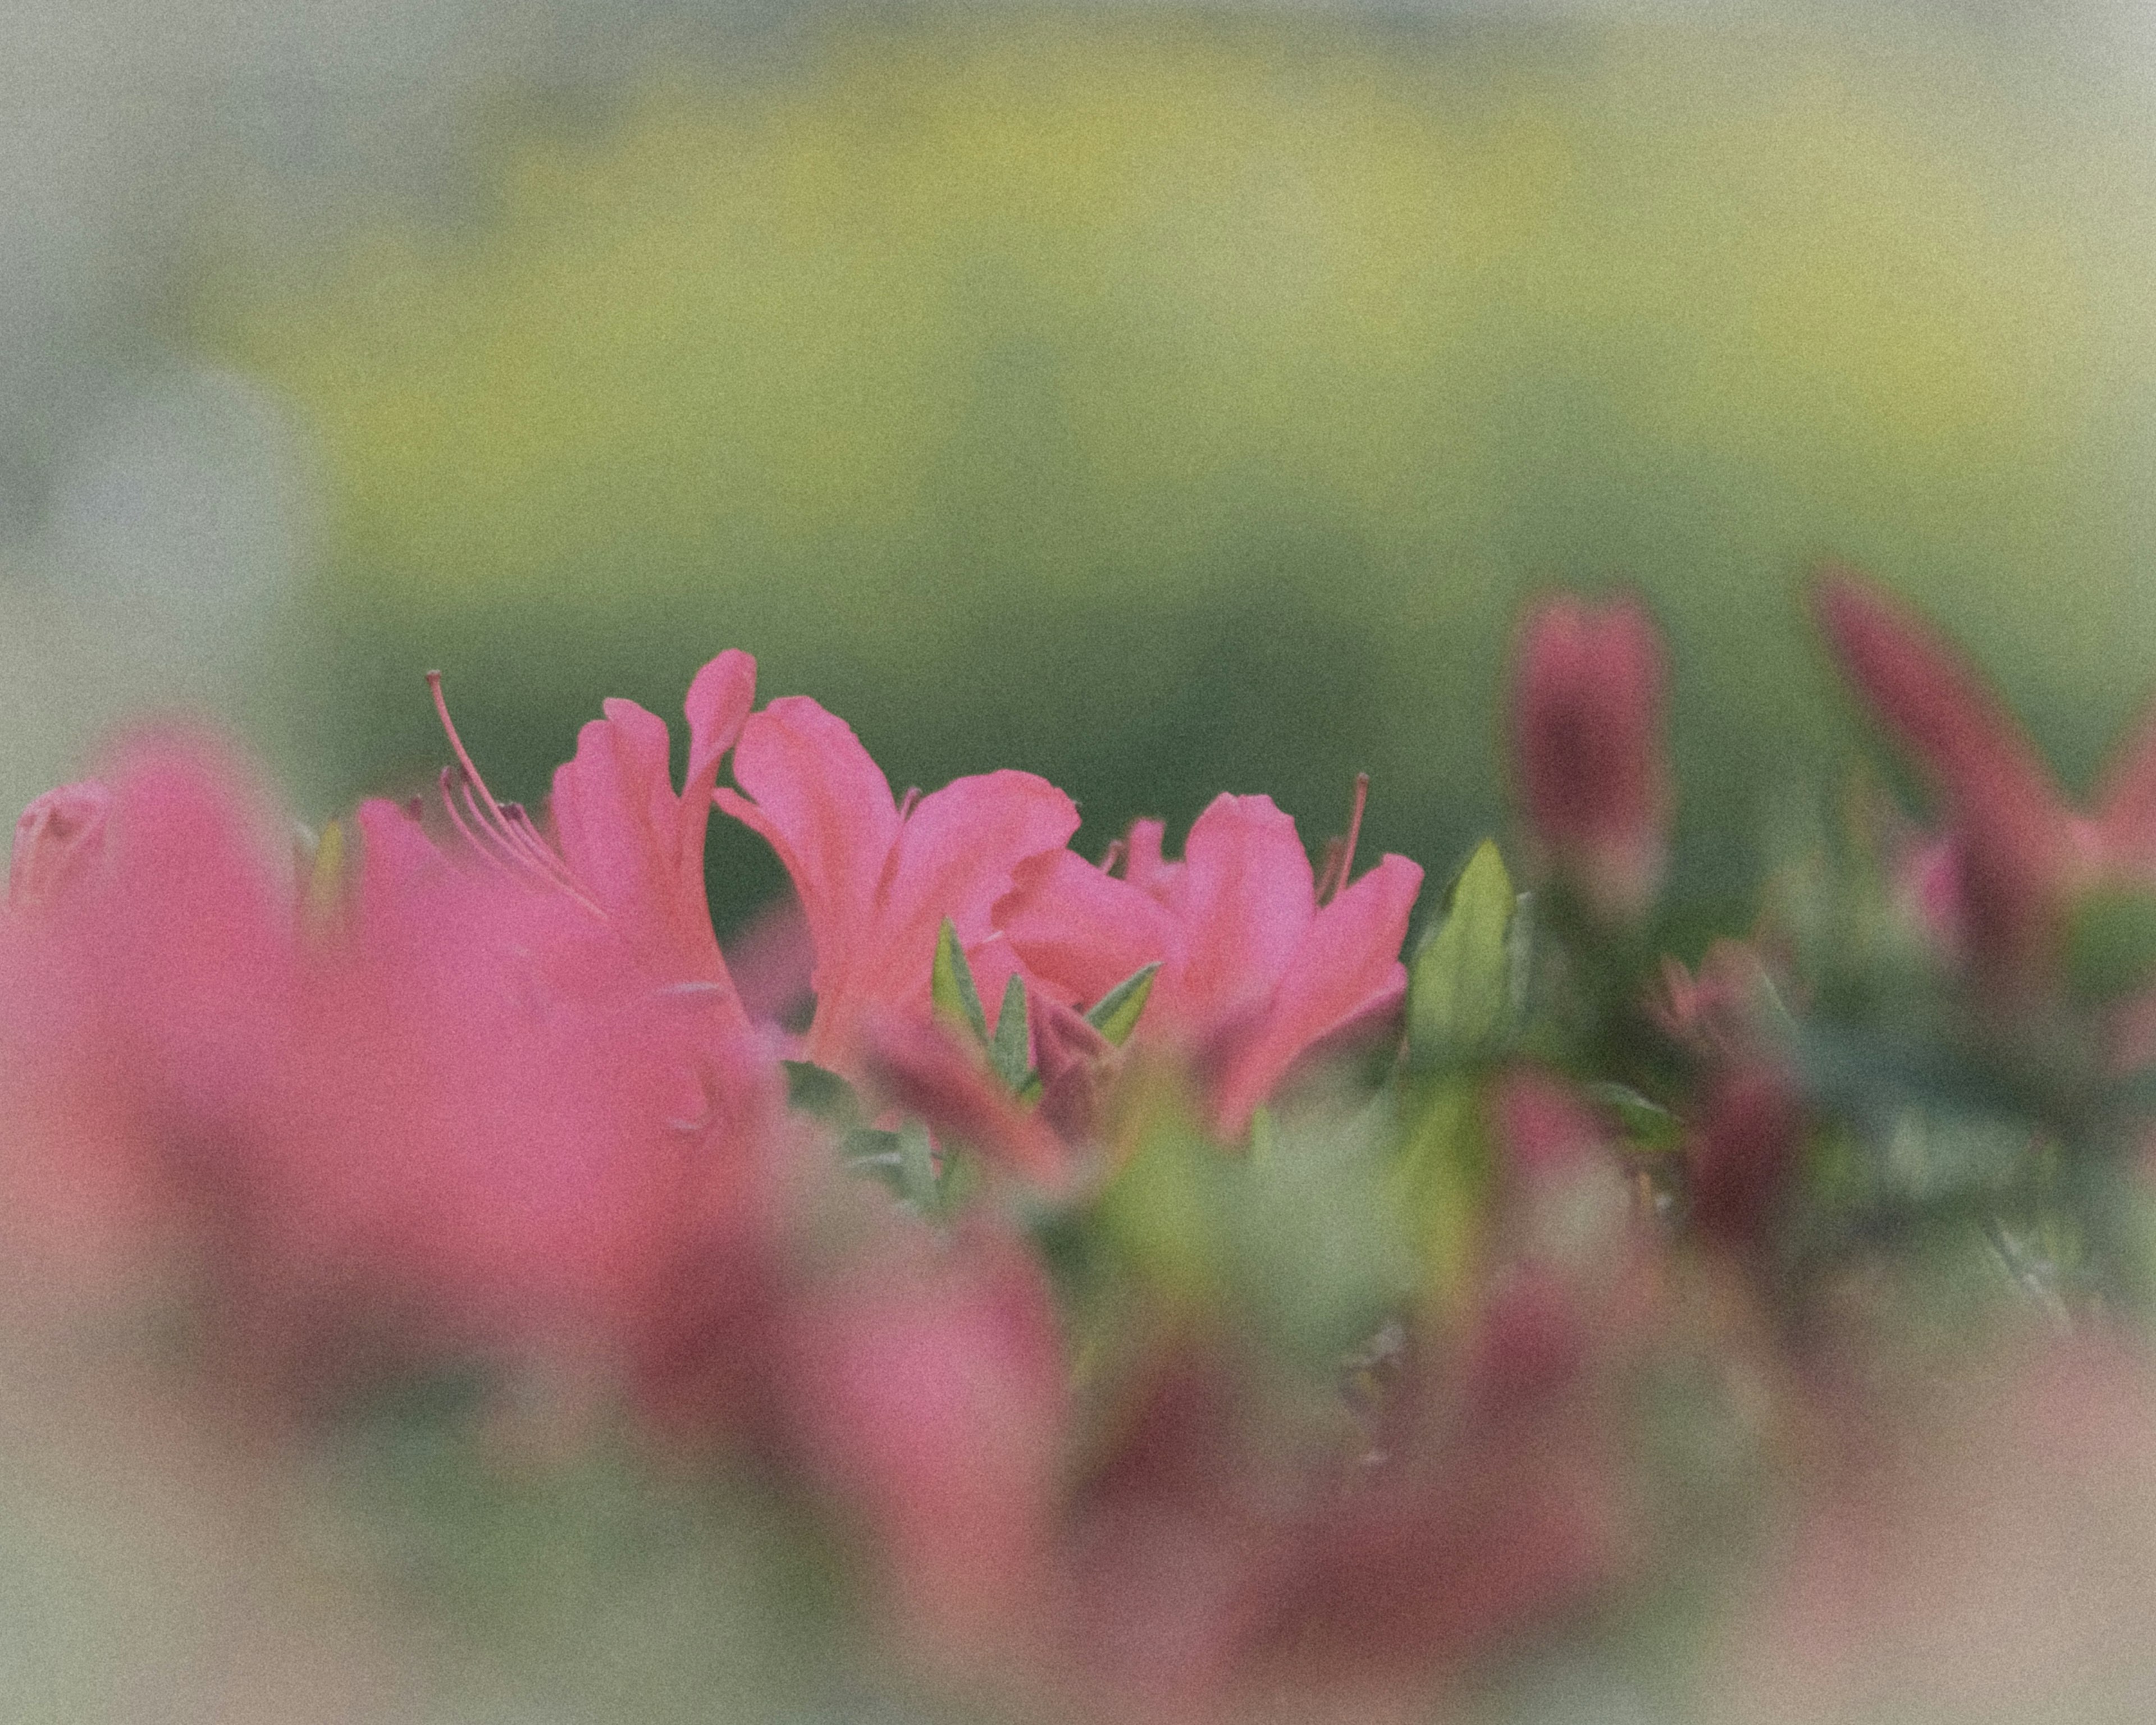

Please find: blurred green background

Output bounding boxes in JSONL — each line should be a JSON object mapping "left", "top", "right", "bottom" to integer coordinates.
{"left": 13, "top": 4, "right": 2156, "bottom": 933}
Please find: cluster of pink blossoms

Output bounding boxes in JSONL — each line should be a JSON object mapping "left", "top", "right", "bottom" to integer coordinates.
{"left": 11, "top": 568, "right": 2156, "bottom": 1721}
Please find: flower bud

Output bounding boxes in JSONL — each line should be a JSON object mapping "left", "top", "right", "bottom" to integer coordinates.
{"left": 1812, "top": 569, "right": 2077, "bottom": 984}
{"left": 1510, "top": 595, "right": 1671, "bottom": 922}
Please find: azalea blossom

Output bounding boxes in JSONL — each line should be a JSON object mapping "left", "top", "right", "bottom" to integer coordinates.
{"left": 995, "top": 790, "right": 1423, "bottom": 1137}
{"left": 715, "top": 694, "right": 1079, "bottom": 1074}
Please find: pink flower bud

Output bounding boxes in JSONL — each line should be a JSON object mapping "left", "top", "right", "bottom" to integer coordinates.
{"left": 1812, "top": 568, "right": 2078, "bottom": 983}
{"left": 9, "top": 780, "right": 112, "bottom": 908}
{"left": 1685, "top": 1067, "right": 1806, "bottom": 1251}
{"left": 1510, "top": 594, "right": 1671, "bottom": 921}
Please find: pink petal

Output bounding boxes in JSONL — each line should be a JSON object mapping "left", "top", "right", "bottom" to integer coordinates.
{"left": 1211, "top": 852, "right": 1422, "bottom": 1136}
{"left": 998, "top": 849, "right": 1175, "bottom": 1012}
{"left": 718, "top": 697, "right": 900, "bottom": 1014}
{"left": 2094, "top": 696, "right": 2156, "bottom": 868}
{"left": 1170, "top": 794, "right": 1315, "bottom": 1029}
{"left": 551, "top": 697, "right": 745, "bottom": 1023}
{"left": 1123, "top": 817, "right": 1181, "bottom": 903}
{"left": 8, "top": 780, "right": 111, "bottom": 908}
{"left": 1814, "top": 569, "right": 2076, "bottom": 977}
{"left": 680, "top": 649, "right": 757, "bottom": 885}
{"left": 1812, "top": 569, "right": 2064, "bottom": 829}
{"left": 862, "top": 770, "right": 1080, "bottom": 1001}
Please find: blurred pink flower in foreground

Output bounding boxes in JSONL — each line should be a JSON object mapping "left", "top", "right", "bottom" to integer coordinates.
{"left": 997, "top": 791, "right": 1422, "bottom": 1136}
{"left": 1510, "top": 593, "right": 1671, "bottom": 922}
{"left": 2, "top": 651, "right": 791, "bottom": 1407}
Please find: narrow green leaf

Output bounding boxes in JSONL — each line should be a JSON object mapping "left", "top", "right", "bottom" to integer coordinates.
{"left": 931, "top": 918, "right": 990, "bottom": 1046}
{"left": 1582, "top": 1081, "right": 1681, "bottom": 1154}
{"left": 897, "top": 1119, "right": 939, "bottom": 1212}
{"left": 1086, "top": 961, "right": 1161, "bottom": 1046}
{"left": 991, "top": 973, "right": 1031, "bottom": 1090}
{"left": 783, "top": 1059, "right": 862, "bottom": 1127}
{"left": 1409, "top": 840, "right": 1515, "bottom": 1070}
{"left": 840, "top": 1126, "right": 907, "bottom": 1196}
{"left": 1505, "top": 887, "right": 1537, "bottom": 1022}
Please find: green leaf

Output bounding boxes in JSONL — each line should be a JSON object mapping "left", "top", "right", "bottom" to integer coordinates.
{"left": 1409, "top": 840, "right": 1515, "bottom": 1070}
{"left": 840, "top": 1127, "right": 907, "bottom": 1195}
{"left": 1085, "top": 961, "right": 1161, "bottom": 1046}
{"left": 991, "top": 973, "right": 1031, "bottom": 1090}
{"left": 783, "top": 1060, "right": 862, "bottom": 1127}
{"left": 2067, "top": 886, "right": 2156, "bottom": 1003}
{"left": 1583, "top": 1081, "right": 1682, "bottom": 1154}
{"left": 897, "top": 1119, "right": 939, "bottom": 1212}
{"left": 931, "top": 919, "right": 990, "bottom": 1046}
{"left": 1391, "top": 1078, "right": 1493, "bottom": 1314}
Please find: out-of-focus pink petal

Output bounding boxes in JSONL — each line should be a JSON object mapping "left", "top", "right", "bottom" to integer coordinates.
{"left": 723, "top": 892, "right": 814, "bottom": 1029}
{"left": 1171, "top": 794, "right": 1315, "bottom": 1028}
{"left": 2094, "top": 696, "right": 2156, "bottom": 868}
{"left": 718, "top": 697, "right": 899, "bottom": 1013}
{"left": 92, "top": 738, "right": 298, "bottom": 1124}
{"left": 861, "top": 1015, "right": 1071, "bottom": 1189}
{"left": 788, "top": 1223, "right": 1065, "bottom": 1654}
{"left": 1510, "top": 594, "right": 1670, "bottom": 920}
{"left": 335, "top": 798, "right": 782, "bottom": 1374}
{"left": 9, "top": 780, "right": 112, "bottom": 908}
{"left": 1494, "top": 1068, "right": 1606, "bottom": 1181}
{"left": 1814, "top": 570, "right": 2061, "bottom": 820}
{"left": 1816, "top": 571, "right": 2081, "bottom": 980}
{"left": 1211, "top": 852, "right": 1423, "bottom": 1136}
{"left": 1687, "top": 1067, "right": 1806, "bottom": 1251}
{"left": 999, "top": 849, "right": 1175, "bottom": 1011}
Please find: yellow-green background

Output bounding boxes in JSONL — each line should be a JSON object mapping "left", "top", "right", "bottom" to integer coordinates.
{"left": 195, "top": 12, "right": 2156, "bottom": 928}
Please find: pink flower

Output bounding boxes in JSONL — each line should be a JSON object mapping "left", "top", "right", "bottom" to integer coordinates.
{"left": 436, "top": 650, "right": 757, "bottom": 1031}
{"left": 997, "top": 792, "right": 1423, "bottom": 1137}
{"left": 714, "top": 696, "right": 1079, "bottom": 1074}
{"left": 1, "top": 741, "right": 287, "bottom": 1320}
{"left": 1510, "top": 594, "right": 1671, "bottom": 922}
{"left": 323, "top": 795, "right": 783, "bottom": 1378}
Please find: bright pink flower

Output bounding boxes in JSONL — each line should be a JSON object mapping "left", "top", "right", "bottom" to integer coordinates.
{"left": 714, "top": 696, "right": 1079, "bottom": 1073}
{"left": 1510, "top": 594, "right": 1671, "bottom": 922}
{"left": 997, "top": 792, "right": 1423, "bottom": 1137}
{"left": 432, "top": 651, "right": 757, "bottom": 1031}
